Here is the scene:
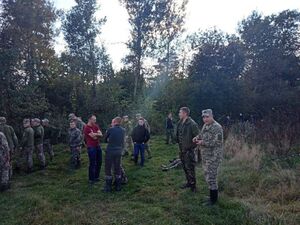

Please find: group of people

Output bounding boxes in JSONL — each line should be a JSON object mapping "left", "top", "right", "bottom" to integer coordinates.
{"left": 0, "top": 117, "right": 56, "bottom": 191}
{"left": 1, "top": 107, "right": 223, "bottom": 206}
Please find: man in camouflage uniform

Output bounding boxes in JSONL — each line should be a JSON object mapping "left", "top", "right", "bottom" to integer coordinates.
{"left": 0, "top": 132, "right": 10, "bottom": 191}
{"left": 135, "top": 113, "right": 152, "bottom": 159}
{"left": 121, "top": 115, "right": 133, "bottom": 156}
{"left": 68, "top": 120, "right": 82, "bottom": 169}
{"left": 0, "top": 117, "right": 18, "bottom": 178}
{"left": 68, "top": 113, "right": 86, "bottom": 132}
{"left": 17, "top": 119, "right": 34, "bottom": 173}
{"left": 32, "top": 118, "right": 46, "bottom": 169}
{"left": 194, "top": 109, "right": 224, "bottom": 205}
{"left": 175, "top": 107, "right": 199, "bottom": 192}
{"left": 42, "top": 119, "right": 54, "bottom": 161}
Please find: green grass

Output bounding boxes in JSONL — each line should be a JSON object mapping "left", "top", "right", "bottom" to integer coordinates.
{"left": 0, "top": 136, "right": 274, "bottom": 225}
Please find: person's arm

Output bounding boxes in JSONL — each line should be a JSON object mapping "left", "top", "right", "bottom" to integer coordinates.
{"left": 144, "top": 129, "right": 150, "bottom": 143}
{"left": 200, "top": 126, "right": 223, "bottom": 148}
{"left": 74, "top": 130, "right": 82, "bottom": 146}
{"left": 131, "top": 127, "right": 136, "bottom": 143}
{"left": 104, "top": 129, "right": 110, "bottom": 143}
{"left": 10, "top": 127, "right": 19, "bottom": 148}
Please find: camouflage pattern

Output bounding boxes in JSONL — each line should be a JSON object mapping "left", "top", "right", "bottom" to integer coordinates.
{"left": 17, "top": 146, "right": 34, "bottom": 170}
{"left": 20, "top": 127, "right": 34, "bottom": 148}
{"left": 35, "top": 144, "right": 46, "bottom": 167}
{"left": 70, "top": 146, "right": 81, "bottom": 167}
{"left": 176, "top": 117, "right": 199, "bottom": 186}
{"left": 0, "top": 132, "right": 10, "bottom": 186}
{"left": 122, "top": 120, "right": 133, "bottom": 155}
{"left": 197, "top": 120, "right": 223, "bottom": 190}
{"left": 0, "top": 118, "right": 18, "bottom": 178}
{"left": 33, "top": 124, "right": 46, "bottom": 167}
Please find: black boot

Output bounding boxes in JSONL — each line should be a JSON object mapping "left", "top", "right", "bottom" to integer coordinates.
{"left": 203, "top": 189, "right": 218, "bottom": 206}
{"left": 190, "top": 183, "right": 197, "bottom": 193}
{"left": 134, "top": 156, "right": 138, "bottom": 165}
{"left": 102, "top": 177, "right": 113, "bottom": 193}
{"left": 26, "top": 167, "right": 33, "bottom": 174}
{"left": 115, "top": 177, "right": 122, "bottom": 192}
{"left": 180, "top": 183, "right": 191, "bottom": 189}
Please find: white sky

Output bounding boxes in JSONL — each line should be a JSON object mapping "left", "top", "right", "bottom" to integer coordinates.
{"left": 53, "top": 0, "right": 300, "bottom": 70}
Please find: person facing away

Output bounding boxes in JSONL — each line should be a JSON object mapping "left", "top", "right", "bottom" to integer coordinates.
{"left": 103, "top": 117, "right": 125, "bottom": 192}
{"left": 175, "top": 107, "right": 199, "bottom": 192}
{"left": 32, "top": 118, "right": 46, "bottom": 170}
{"left": 17, "top": 119, "right": 34, "bottom": 174}
{"left": 83, "top": 114, "right": 103, "bottom": 184}
{"left": 0, "top": 132, "right": 10, "bottom": 192}
{"left": 165, "top": 112, "right": 175, "bottom": 144}
{"left": 193, "top": 109, "right": 224, "bottom": 206}
{"left": 131, "top": 118, "right": 150, "bottom": 167}
{"left": 42, "top": 119, "right": 54, "bottom": 161}
{"left": 68, "top": 120, "right": 82, "bottom": 169}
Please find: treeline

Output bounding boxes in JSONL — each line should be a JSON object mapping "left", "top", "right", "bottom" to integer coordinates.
{"left": 0, "top": 0, "right": 299, "bottom": 143}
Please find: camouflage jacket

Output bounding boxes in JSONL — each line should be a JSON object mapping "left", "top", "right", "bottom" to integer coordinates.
{"left": 0, "top": 124, "right": 18, "bottom": 150}
{"left": 0, "top": 132, "right": 10, "bottom": 164}
{"left": 21, "top": 127, "right": 34, "bottom": 148}
{"left": 175, "top": 117, "right": 199, "bottom": 151}
{"left": 33, "top": 125, "right": 44, "bottom": 145}
{"left": 122, "top": 121, "right": 133, "bottom": 136}
{"left": 68, "top": 127, "right": 82, "bottom": 148}
{"left": 197, "top": 120, "right": 223, "bottom": 157}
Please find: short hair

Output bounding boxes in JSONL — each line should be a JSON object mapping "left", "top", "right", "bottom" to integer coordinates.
{"left": 114, "top": 117, "right": 122, "bottom": 124}
{"left": 69, "top": 120, "right": 76, "bottom": 124}
{"left": 88, "top": 114, "right": 96, "bottom": 120}
{"left": 180, "top": 107, "right": 190, "bottom": 116}
{"left": 138, "top": 117, "right": 145, "bottom": 121}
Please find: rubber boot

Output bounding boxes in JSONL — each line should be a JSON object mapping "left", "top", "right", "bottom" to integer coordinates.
{"left": 203, "top": 189, "right": 218, "bottom": 206}
{"left": 102, "top": 177, "right": 113, "bottom": 193}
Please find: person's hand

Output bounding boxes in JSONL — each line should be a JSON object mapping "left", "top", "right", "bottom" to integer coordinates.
{"left": 196, "top": 140, "right": 203, "bottom": 145}
{"left": 98, "top": 130, "right": 103, "bottom": 137}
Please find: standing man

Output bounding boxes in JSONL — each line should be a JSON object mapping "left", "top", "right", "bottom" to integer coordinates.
{"left": 0, "top": 117, "right": 18, "bottom": 178}
{"left": 103, "top": 117, "right": 125, "bottom": 192}
{"left": 17, "top": 119, "right": 34, "bottom": 173}
{"left": 135, "top": 113, "right": 152, "bottom": 159}
{"left": 68, "top": 113, "right": 86, "bottom": 132}
{"left": 42, "top": 119, "right": 54, "bottom": 161}
{"left": 131, "top": 118, "right": 150, "bottom": 167}
{"left": 32, "top": 118, "right": 46, "bottom": 170}
{"left": 68, "top": 120, "right": 82, "bottom": 169}
{"left": 83, "top": 115, "right": 103, "bottom": 184}
{"left": 121, "top": 115, "right": 133, "bottom": 156}
{"left": 0, "top": 132, "right": 10, "bottom": 192}
{"left": 175, "top": 107, "right": 199, "bottom": 192}
{"left": 194, "top": 109, "right": 224, "bottom": 205}
{"left": 165, "top": 113, "right": 175, "bottom": 144}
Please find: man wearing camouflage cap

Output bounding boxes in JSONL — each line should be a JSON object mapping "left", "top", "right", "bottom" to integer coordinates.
{"left": 0, "top": 117, "right": 18, "bottom": 178}
{"left": 17, "top": 119, "right": 35, "bottom": 173}
{"left": 121, "top": 115, "right": 133, "bottom": 156}
{"left": 68, "top": 113, "right": 86, "bottom": 132}
{"left": 194, "top": 109, "right": 224, "bottom": 205}
{"left": 32, "top": 118, "right": 46, "bottom": 169}
{"left": 0, "top": 132, "right": 10, "bottom": 191}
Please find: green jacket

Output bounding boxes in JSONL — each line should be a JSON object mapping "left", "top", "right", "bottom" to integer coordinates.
{"left": 33, "top": 125, "right": 44, "bottom": 145}
{"left": 122, "top": 121, "right": 133, "bottom": 136}
{"left": 0, "top": 124, "right": 18, "bottom": 150}
{"left": 21, "top": 127, "right": 34, "bottom": 148}
{"left": 175, "top": 117, "right": 199, "bottom": 151}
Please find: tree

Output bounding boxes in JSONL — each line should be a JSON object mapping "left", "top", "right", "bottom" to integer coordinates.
{"left": 0, "top": 0, "right": 57, "bottom": 123}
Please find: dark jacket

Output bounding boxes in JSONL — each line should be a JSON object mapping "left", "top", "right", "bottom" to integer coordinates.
{"left": 33, "top": 125, "right": 44, "bottom": 145}
{"left": 105, "top": 125, "right": 125, "bottom": 152}
{"left": 131, "top": 125, "right": 150, "bottom": 144}
{"left": 166, "top": 117, "right": 174, "bottom": 129}
{"left": 21, "top": 127, "right": 34, "bottom": 148}
{"left": 68, "top": 127, "right": 82, "bottom": 148}
{"left": 175, "top": 117, "right": 199, "bottom": 151}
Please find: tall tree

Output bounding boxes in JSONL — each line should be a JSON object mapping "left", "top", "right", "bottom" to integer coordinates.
{"left": 0, "top": 0, "right": 57, "bottom": 122}
{"left": 120, "top": 0, "right": 168, "bottom": 99}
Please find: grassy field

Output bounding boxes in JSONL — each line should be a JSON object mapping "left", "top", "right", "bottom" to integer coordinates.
{"left": 0, "top": 136, "right": 298, "bottom": 225}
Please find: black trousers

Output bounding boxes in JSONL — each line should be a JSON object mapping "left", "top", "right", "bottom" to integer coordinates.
{"left": 105, "top": 150, "right": 122, "bottom": 178}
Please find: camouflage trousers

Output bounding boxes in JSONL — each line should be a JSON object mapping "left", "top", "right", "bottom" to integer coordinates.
{"left": 179, "top": 149, "right": 196, "bottom": 185}
{"left": 201, "top": 149, "right": 221, "bottom": 190}
{"left": 17, "top": 146, "right": 33, "bottom": 169}
{"left": 35, "top": 144, "right": 46, "bottom": 167}
{"left": 43, "top": 139, "right": 54, "bottom": 160}
{"left": 70, "top": 146, "right": 81, "bottom": 167}
{"left": 144, "top": 142, "right": 151, "bottom": 157}
{"left": 0, "top": 155, "right": 10, "bottom": 185}
{"left": 123, "top": 136, "right": 133, "bottom": 155}
{"left": 9, "top": 148, "right": 14, "bottom": 179}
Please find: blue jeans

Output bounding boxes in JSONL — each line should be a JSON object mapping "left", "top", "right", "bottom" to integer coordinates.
{"left": 134, "top": 143, "right": 145, "bottom": 166}
{"left": 87, "top": 146, "right": 102, "bottom": 181}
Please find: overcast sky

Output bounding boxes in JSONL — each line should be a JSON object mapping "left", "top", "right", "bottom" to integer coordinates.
{"left": 53, "top": 0, "right": 300, "bottom": 69}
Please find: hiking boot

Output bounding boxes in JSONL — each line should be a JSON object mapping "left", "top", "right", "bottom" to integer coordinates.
{"left": 115, "top": 177, "right": 122, "bottom": 192}
{"left": 180, "top": 183, "right": 191, "bottom": 189}
{"left": 203, "top": 190, "right": 218, "bottom": 206}
{"left": 190, "top": 184, "right": 197, "bottom": 193}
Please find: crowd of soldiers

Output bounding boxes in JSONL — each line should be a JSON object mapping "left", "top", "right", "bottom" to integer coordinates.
{"left": 0, "top": 107, "right": 223, "bottom": 206}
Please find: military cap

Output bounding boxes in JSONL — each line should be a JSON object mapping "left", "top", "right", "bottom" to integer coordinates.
{"left": 42, "top": 119, "right": 49, "bottom": 124}
{"left": 202, "top": 109, "right": 213, "bottom": 117}
{"left": 68, "top": 113, "right": 76, "bottom": 120}
{"left": 0, "top": 117, "right": 6, "bottom": 124}
{"left": 136, "top": 113, "right": 141, "bottom": 117}
{"left": 33, "top": 118, "right": 41, "bottom": 124}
